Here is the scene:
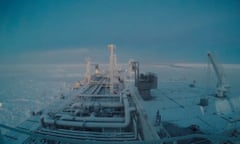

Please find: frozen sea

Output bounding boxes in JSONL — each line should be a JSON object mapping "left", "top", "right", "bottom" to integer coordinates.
{"left": 0, "top": 64, "right": 85, "bottom": 128}
{"left": 0, "top": 63, "right": 240, "bottom": 134}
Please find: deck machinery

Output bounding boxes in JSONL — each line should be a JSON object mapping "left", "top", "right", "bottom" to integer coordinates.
{"left": 130, "top": 61, "right": 158, "bottom": 100}
{"left": 37, "top": 75, "right": 140, "bottom": 143}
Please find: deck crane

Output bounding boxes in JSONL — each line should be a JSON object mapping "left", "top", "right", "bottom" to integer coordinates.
{"left": 207, "top": 52, "right": 230, "bottom": 97}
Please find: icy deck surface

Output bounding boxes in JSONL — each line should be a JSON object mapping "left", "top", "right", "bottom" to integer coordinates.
{"left": 140, "top": 64, "right": 240, "bottom": 135}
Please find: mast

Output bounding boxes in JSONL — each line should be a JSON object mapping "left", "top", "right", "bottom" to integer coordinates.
{"left": 85, "top": 58, "right": 91, "bottom": 84}
{"left": 108, "top": 44, "right": 116, "bottom": 94}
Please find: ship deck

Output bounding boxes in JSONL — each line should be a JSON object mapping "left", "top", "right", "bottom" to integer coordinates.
{"left": 1, "top": 74, "right": 143, "bottom": 143}
{"left": 1, "top": 66, "right": 240, "bottom": 144}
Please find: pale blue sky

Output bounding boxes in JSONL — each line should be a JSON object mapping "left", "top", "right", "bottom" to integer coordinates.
{"left": 0, "top": 0, "right": 240, "bottom": 64}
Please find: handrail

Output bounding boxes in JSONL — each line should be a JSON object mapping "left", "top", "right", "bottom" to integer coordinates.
{"left": 1, "top": 124, "right": 239, "bottom": 144}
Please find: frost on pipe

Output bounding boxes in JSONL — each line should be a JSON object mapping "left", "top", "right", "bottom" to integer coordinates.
{"left": 41, "top": 95, "right": 136, "bottom": 128}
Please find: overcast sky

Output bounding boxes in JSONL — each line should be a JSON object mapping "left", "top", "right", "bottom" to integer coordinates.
{"left": 0, "top": 0, "right": 240, "bottom": 64}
